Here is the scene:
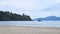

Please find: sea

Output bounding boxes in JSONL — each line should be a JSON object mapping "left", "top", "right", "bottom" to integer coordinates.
{"left": 0, "top": 21, "right": 60, "bottom": 27}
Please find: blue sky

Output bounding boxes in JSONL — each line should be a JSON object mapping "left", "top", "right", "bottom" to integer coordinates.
{"left": 0, "top": 0, "right": 60, "bottom": 19}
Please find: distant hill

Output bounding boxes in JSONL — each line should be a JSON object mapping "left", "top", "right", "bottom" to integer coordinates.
{"left": 0, "top": 11, "right": 32, "bottom": 21}
{"left": 34, "top": 16, "right": 60, "bottom": 21}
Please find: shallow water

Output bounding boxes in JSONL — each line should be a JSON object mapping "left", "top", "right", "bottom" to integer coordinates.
{"left": 0, "top": 21, "right": 60, "bottom": 27}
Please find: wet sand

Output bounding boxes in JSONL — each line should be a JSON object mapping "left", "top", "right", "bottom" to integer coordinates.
{"left": 0, "top": 26, "right": 60, "bottom": 34}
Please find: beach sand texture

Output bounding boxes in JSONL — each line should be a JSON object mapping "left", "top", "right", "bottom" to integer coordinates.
{"left": 0, "top": 26, "right": 60, "bottom": 34}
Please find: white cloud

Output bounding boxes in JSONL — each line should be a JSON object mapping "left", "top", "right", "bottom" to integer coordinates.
{"left": 0, "top": 0, "right": 37, "bottom": 9}
{"left": 0, "top": 0, "right": 60, "bottom": 18}
{"left": 42, "top": 3, "right": 60, "bottom": 11}
{"left": 0, "top": 0, "right": 60, "bottom": 10}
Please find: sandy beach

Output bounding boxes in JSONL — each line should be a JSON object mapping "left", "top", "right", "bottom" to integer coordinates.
{"left": 0, "top": 26, "right": 60, "bottom": 34}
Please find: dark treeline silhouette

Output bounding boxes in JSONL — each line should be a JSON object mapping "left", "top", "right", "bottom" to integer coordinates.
{"left": 0, "top": 11, "right": 32, "bottom": 21}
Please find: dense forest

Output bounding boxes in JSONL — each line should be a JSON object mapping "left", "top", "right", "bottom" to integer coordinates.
{"left": 0, "top": 11, "right": 32, "bottom": 21}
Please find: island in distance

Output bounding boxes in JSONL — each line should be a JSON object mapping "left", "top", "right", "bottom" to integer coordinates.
{"left": 34, "top": 16, "right": 60, "bottom": 21}
{"left": 0, "top": 11, "right": 32, "bottom": 21}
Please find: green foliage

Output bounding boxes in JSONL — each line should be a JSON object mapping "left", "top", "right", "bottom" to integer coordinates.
{"left": 0, "top": 11, "right": 32, "bottom": 21}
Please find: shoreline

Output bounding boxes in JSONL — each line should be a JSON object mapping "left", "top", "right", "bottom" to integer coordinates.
{"left": 0, "top": 26, "right": 60, "bottom": 34}
{"left": 0, "top": 25, "right": 60, "bottom": 27}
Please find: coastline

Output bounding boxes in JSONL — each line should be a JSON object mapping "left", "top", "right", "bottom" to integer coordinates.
{"left": 0, "top": 26, "right": 60, "bottom": 34}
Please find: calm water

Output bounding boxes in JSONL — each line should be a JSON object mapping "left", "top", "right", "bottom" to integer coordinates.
{"left": 0, "top": 21, "right": 60, "bottom": 27}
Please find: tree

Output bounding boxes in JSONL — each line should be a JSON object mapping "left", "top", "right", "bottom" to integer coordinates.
{"left": 0, "top": 11, "right": 32, "bottom": 21}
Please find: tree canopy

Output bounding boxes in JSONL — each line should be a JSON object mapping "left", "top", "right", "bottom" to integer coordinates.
{"left": 0, "top": 11, "right": 32, "bottom": 21}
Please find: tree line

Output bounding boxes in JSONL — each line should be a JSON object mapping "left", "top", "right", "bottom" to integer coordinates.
{"left": 0, "top": 11, "right": 32, "bottom": 21}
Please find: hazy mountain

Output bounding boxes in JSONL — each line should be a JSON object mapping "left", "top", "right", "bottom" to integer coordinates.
{"left": 34, "top": 16, "right": 60, "bottom": 21}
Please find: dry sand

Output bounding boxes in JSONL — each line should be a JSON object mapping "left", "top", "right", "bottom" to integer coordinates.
{"left": 0, "top": 26, "right": 60, "bottom": 34}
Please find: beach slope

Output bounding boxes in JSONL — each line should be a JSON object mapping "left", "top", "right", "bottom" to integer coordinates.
{"left": 0, "top": 26, "right": 60, "bottom": 34}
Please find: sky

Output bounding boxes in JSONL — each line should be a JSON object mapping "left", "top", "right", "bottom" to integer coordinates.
{"left": 0, "top": 0, "right": 60, "bottom": 19}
